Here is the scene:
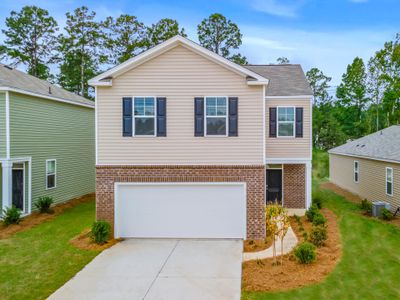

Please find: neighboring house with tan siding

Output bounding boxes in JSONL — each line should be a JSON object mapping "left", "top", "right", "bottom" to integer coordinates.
{"left": 329, "top": 125, "right": 400, "bottom": 211}
{"left": 89, "top": 35, "right": 313, "bottom": 240}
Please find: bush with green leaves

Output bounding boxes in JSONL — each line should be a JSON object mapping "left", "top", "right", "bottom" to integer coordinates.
{"left": 91, "top": 220, "right": 111, "bottom": 244}
{"left": 360, "top": 199, "right": 372, "bottom": 213}
{"left": 312, "top": 194, "right": 323, "bottom": 209}
{"left": 34, "top": 196, "right": 54, "bottom": 213}
{"left": 2, "top": 206, "right": 22, "bottom": 225}
{"left": 381, "top": 208, "right": 393, "bottom": 221}
{"left": 294, "top": 242, "right": 316, "bottom": 264}
{"left": 309, "top": 225, "right": 328, "bottom": 247}
{"left": 306, "top": 204, "right": 319, "bottom": 222}
{"left": 312, "top": 212, "right": 327, "bottom": 226}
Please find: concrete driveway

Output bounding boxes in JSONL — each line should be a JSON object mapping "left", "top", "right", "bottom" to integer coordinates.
{"left": 49, "top": 239, "right": 243, "bottom": 300}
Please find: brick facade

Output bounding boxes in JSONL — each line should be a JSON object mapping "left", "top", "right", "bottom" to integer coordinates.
{"left": 283, "top": 164, "right": 306, "bottom": 208}
{"left": 96, "top": 165, "right": 266, "bottom": 239}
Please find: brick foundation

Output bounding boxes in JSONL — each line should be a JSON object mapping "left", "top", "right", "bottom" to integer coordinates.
{"left": 283, "top": 164, "right": 306, "bottom": 208}
{"left": 96, "top": 165, "right": 266, "bottom": 239}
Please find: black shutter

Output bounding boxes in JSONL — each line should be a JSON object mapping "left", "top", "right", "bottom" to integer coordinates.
{"left": 228, "top": 97, "right": 238, "bottom": 136}
{"left": 194, "top": 97, "right": 204, "bottom": 136}
{"left": 269, "top": 107, "right": 277, "bottom": 137}
{"left": 295, "top": 107, "right": 303, "bottom": 138}
{"left": 156, "top": 97, "right": 167, "bottom": 137}
{"left": 122, "top": 97, "right": 132, "bottom": 137}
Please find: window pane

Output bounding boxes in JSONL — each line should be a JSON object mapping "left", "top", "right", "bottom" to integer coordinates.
{"left": 134, "top": 98, "right": 145, "bottom": 116}
{"left": 355, "top": 172, "right": 358, "bottom": 182}
{"left": 216, "top": 98, "right": 226, "bottom": 116}
{"left": 278, "top": 123, "right": 294, "bottom": 136}
{"left": 387, "top": 182, "right": 392, "bottom": 195}
{"left": 206, "top": 98, "right": 216, "bottom": 116}
{"left": 145, "top": 97, "right": 155, "bottom": 116}
{"left": 47, "top": 161, "right": 55, "bottom": 174}
{"left": 135, "top": 118, "right": 155, "bottom": 135}
{"left": 47, "top": 174, "right": 55, "bottom": 188}
{"left": 387, "top": 169, "right": 393, "bottom": 181}
{"left": 206, "top": 117, "right": 226, "bottom": 135}
{"left": 278, "top": 107, "right": 294, "bottom": 121}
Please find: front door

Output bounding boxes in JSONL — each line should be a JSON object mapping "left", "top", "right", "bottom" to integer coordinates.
{"left": 12, "top": 169, "right": 24, "bottom": 211}
{"left": 266, "top": 169, "right": 282, "bottom": 204}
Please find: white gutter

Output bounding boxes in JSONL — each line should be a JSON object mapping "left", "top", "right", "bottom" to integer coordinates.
{"left": 0, "top": 87, "right": 95, "bottom": 109}
{"left": 329, "top": 152, "right": 400, "bottom": 165}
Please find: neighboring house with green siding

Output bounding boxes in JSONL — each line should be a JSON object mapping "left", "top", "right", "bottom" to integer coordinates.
{"left": 0, "top": 64, "right": 95, "bottom": 216}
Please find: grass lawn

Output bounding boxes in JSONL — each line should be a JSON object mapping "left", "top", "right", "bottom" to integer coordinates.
{"left": 243, "top": 180, "right": 400, "bottom": 299}
{"left": 0, "top": 199, "right": 99, "bottom": 300}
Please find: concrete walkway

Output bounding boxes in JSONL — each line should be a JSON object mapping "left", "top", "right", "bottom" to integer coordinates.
{"left": 243, "top": 227, "right": 298, "bottom": 261}
{"left": 49, "top": 239, "right": 243, "bottom": 300}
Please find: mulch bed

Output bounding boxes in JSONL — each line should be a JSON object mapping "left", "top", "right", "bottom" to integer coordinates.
{"left": 69, "top": 228, "right": 121, "bottom": 251}
{"left": 242, "top": 208, "right": 341, "bottom": 292}
{"left": 0, "top": 193, "right": 95, "bottom": 239}
{"left": 321, "top": 182, "right": 400, "bottom": 227}
{"left": 244, "top": 236, "right": 273, "bottom": 253}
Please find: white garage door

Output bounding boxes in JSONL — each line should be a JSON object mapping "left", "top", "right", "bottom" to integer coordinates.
{"left": 114, "top": 183, "right": 246, "bottom": 239}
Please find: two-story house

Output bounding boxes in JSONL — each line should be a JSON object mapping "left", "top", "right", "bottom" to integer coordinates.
{"left": 89, "top": 36, "right": 312, "bottom": 240}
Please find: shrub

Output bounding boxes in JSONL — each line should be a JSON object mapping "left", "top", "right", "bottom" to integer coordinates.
{"left": 360, "top": 199, "right": 372, "bottom": 213}
{"left": 309, "top": 225, "right": 328, "bottom": 247}
{"left": 34, "top": 196, "right": 54, "bottom": 213}
{"left": 294, "top": 242, "right": 316, "bottom": 264}
{"left": 2, "top": 206, "right": 22, "bottom": 225}
{"left": 312, "top": 212, "right": 327, "bottom": 226}
{"left": 306, "top": 204, "right": 319, "bottom": 222}
{"left": 312, "top": 193, "right": 323, "bottom": 209}
{"left": 293, "top": 214, "right": 301, "bottom": 224}
{"left": 381, "top": 208, "right": 393, "bottom": 221}
{"left": 302, "top": 231, "right": 308, "bottom": 241}
{"left": 91, "top": 221, "right": 111, "bottom": 244}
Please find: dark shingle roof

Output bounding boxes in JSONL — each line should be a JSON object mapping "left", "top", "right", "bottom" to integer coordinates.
{"left": 0, "top": 63, "right": 94, "bottom": 107}
{"left": 244, "top": 64, "right": 313, "bottom": 96}
{"left": 329, "top": 125, "right": 400, "bottom": 163}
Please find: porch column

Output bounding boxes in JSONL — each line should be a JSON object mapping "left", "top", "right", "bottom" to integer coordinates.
{"left": 2, "top": 160, "right": 13, "bottom": 212}
{"left": 305, "top": 161, "right": 312, "bottom": 209}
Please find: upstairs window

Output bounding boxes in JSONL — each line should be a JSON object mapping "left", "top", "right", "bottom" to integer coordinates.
{"left": 277, "top": 107, "right": 295, "bottom": 137}
{"left": 134, "top": 97, "right": 155, "bottom": 136}
{"left": 46, "top": 159, "right": 56, "bottom": 189}
{"left": 386, "top": 167, "right": 393, "bottom": 196}
{"left": 205, "top": 97, "right": 227, "bottom": 136}
{"left": 354, "top": 161, "right": 359, "bottom": 183}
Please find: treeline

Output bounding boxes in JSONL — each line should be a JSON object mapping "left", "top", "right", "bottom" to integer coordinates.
{"left": 1, "top": 6, "right": 399, "bottom": 150}
{"left": 0, "top": 6, "right": 247, "bottom": 98}
{"left": 307, "top": 34, "right": 400, "bottom": 150}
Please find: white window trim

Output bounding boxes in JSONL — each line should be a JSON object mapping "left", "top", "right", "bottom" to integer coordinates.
{"left": 46, "top": 159, "right": 57, "bottom": 190}
{"left": 386, "top": 167, "right": 393, "bottom": 196}
{"left": 204, "top": 96, "right": 228, "bottom": 137}
{"left": 132, "top": 96, "right": 157, "bottom": 137}
{"left": 277, "top": 106, "right": 295, "bottom": 138}
{"left": 354, "top": 161, "right": 359, "bottom": 183}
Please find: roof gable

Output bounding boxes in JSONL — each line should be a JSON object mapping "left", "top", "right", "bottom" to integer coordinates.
{"left": 88, "top": 35, "right": 269, "bottom": 86}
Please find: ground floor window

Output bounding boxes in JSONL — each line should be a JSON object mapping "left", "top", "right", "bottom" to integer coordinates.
{"left": 46, "top": 159, "right": 56, "bottom": 189}
{"left": 354, "top": 161, "right": 359, "bottom": 183}
{"left": 386, "top": 167, "right": 393, "bottom": 196}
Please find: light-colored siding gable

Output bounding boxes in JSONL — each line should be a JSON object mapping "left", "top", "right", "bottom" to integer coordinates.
{"left": 97, "top": 45, "right": 264, "bottom": 165}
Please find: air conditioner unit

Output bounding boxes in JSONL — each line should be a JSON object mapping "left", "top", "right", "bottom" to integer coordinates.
{"left": 372, "top": 201, "right": 391, "bottom": 217}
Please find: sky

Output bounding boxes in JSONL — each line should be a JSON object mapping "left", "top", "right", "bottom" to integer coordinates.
{"left": 0, "top": 0, "right": 399, "bottom": 86}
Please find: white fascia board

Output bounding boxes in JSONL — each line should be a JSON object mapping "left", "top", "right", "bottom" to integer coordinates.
{"left": 265, "top": 95, "right": 313, "bottom": 100}
{"left": 89, "top": 35, "right": 269, "bottom": 87}
{"left": 0, "top": 87, "right": 94, "bottom": 109}
{"left": 265, "top": 158, "right": 312, "bottom": 164}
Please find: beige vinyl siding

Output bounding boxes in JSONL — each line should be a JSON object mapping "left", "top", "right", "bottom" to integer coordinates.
{"left": 97, "top": 45, "right": 264, "bottom": 165}
{"left": 329, "top": 153, "right": 400, "bottom": 210}
{"left": 0, "top": 92, "right": 6, "bottom": 158}
{"left": 265, "top": 99, "right": 311, "bottom": 159}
